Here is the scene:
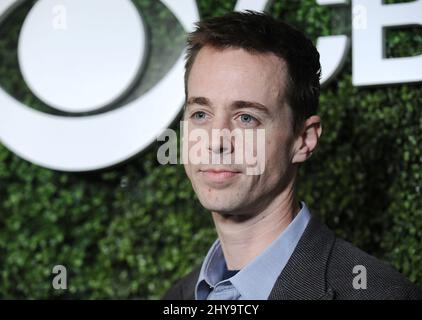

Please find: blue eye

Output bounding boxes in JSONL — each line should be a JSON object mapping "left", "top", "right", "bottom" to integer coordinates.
{"left": 240, "top": 114, "right": 255, "bottom": 123}
{"left": 192, "top": 111, "right": 207, "bottom": 120}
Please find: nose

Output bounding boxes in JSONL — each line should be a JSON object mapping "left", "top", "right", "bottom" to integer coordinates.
{"left": 208, "top": 115, "right": 233, "bottom": 155}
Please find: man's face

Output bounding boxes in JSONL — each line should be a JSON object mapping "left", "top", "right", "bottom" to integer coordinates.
{"left": 183, "top": 46, "right": 297, "bottom": 216}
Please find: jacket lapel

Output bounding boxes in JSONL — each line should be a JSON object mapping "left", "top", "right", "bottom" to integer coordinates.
{"left": 182, "top": 266, "right": 201, "bottom": 300}
{"left": 268, "top": 216, "right": 336, "bottom": 300}
{"left": 182, "top": 216, "right": 336, "bottom": 300}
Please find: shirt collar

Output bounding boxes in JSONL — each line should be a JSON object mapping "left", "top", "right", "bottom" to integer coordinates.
{"left": 195, "top": 201, "right": 311, "bottom": 300}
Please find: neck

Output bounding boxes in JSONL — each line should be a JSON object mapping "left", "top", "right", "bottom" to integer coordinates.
{"left": 211, "top": 180, "right": 300, "bottom": 270}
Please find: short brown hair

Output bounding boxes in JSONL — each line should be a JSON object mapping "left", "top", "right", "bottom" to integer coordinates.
{"left": 184, "top": 10, "right": 321, "bottom": 136}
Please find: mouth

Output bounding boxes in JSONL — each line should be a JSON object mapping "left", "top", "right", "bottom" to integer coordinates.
{"left": 198, "top": 168, "right": 242, "bottom": 183}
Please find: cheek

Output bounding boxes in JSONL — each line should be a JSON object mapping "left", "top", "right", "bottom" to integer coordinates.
{"left": 183, "top": 127, "right": 211, "bottom": 165}
{"left": 264, "top": 133, "right": 292, "bottom": 173}
{"left": 183, "top": 163, "right": 193, "bottom": 182}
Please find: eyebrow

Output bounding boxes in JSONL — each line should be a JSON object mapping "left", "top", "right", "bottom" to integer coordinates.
{"left": 186, "top": 96, "right": 211, "bottom": 107}
{"left": 186, "top": 96, "right": 270, "bottom": 115}
{"left": 231, "top": 100, "right": 270, "bottom": 115}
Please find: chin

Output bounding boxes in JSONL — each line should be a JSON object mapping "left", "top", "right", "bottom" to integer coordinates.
{"left": 197, "top": 194, "right": 244, "bottom": 215}
{"left": 191, "top": 178, "right": 249, "bottom": 212}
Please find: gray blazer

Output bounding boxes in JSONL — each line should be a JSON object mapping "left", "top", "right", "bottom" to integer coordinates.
{"left": 163, "top": 216, "right": 422, "bottom": 300}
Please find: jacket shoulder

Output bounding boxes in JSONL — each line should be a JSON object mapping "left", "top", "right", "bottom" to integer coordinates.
{"left": 327, "top": 237, "right": 422, "bottom": 300}
{"left": 162, "top": 265, "right": 201, "bottom": 300}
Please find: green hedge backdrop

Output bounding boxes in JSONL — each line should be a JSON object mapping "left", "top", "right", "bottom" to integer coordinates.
{"left": 0, "top": 0, "right": 421, "bottom": 299}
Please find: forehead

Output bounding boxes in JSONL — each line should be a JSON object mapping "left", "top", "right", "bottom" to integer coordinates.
{"left": 187, "top": 46, "right": 288, "bottom": 109}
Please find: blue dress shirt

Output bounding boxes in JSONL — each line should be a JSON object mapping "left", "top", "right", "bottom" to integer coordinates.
{"left": 195, "top": 201, "right": 311, "bottom": 300}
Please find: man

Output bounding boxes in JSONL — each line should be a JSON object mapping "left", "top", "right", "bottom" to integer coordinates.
{"left": 163, "top": 11, "right": 421, "bottom": 300}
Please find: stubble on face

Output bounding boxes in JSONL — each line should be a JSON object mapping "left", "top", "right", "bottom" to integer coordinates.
{"left": 183, "top": 46, "right": 296, "bottom": 218}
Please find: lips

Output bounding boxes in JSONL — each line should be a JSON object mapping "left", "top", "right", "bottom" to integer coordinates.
{"left": 199, "top": 168, "right": 241, "bottom": 183}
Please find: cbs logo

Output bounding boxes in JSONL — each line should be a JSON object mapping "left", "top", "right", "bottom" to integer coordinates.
{"left": 0, "top": 0, "right": 202, "bottom": 172}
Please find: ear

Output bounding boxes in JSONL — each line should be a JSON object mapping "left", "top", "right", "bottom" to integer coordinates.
{"left": 291, "top": 115, "right": 322, "bottom": 164}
